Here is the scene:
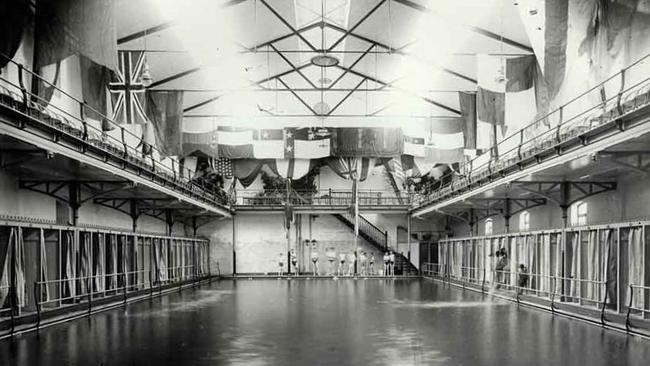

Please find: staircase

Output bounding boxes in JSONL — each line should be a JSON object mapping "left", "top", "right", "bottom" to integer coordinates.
{"left": 333, "top": 213, "right": 418, "bottom": 276}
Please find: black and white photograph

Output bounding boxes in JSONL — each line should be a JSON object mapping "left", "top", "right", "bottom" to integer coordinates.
{"left": 1, "top": 0, "right": 650, "bottom": 365}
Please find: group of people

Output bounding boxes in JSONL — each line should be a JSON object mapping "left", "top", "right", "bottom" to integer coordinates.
{"left": 490, "top": 247, "right": 529, "bottom": 294}
{"left": 275, "top": 246, "right": 398, "bottom": 277}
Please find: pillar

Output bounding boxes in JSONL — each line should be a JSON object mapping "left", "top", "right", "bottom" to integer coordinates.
{"left": 129, "top": 199, "right": 138, "bottom": 232}
{"left": 560, "top": 181, "right": 570, "bottom": 228}
{"left": 68, "top": 181, "right": 81, "bottom": 226}
{"left": 468, "top": 208, "right": 475, "bottom": 236}
{"left": 232, "top": 215, "right": 237, "bottom": 275}
{"left": 503, "top": 198, "right": 512, "bottom": 233}
{"left": 165, "top": 209, "right": 173, "bottom": 235}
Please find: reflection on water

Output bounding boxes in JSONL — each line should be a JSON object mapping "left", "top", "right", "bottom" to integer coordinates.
{"left": 378, "top": 299, "right": 509, "bottom": 309}
{"left": 1, "top": 279, "right": 650, "bottom": 366}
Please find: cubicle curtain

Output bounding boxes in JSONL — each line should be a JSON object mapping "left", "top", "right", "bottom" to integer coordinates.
{"left": 78, "top": 232, "right": 91, "bottom": 296}
{"left": 0, "top": 228, "right": 26, "bottom": 308}
{"left": 117, "top": 235, "right": 127, "bottom": 289}
{"left": 628, "top": 227, "right": 644, "bottom": 309}
{"left": 39, "top": 229, "right": 50, "bottom": 302}
{"left": 133, "top": 236, "right": 140, "bottom": 288}
{"left": 539, "top": 234, "right": 551, "bottom": 294}
{"left": 553, "top": 233, "right": 564, "bottom": 296}
{"left": 94, "top": 233, "right": 105, "bottom": 293}
{"left": 63, "top": 231, "right": 76, "bottom": 300}
{"left": 567, "top": 232, "right": 579, "bottom": 300}
{"left": 602, "top": 229, "right": 616, "bottom": 306}
{"left": 107, "top": 234, "right": 118, "bottom": 290}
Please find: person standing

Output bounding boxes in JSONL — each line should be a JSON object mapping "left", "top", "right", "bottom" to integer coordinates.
{"left": 310, "top": 240, "right": 319, "bottom": 276}
{"left": 290, "top": 249, "right": 298, "bottom": 276}
{"left": 347, "top": 252, "right": 356, "bottom": 276}
{"left": 517, "top": 264, "right": 529, "bottom": 295}
{"left": 326, "top": 247, "right": 337, "bottom": 276}
{"left": 277, "top": 252, "right": 285, "bottom": 276}
{"left": 383, "top": 252, "right": 390, "bottom": 276}
{"left": 388, "top": 251, "right": 396, "bottom": 276}
{"left": 368, "top": 253, "right": 375, "bottom": 275}
{"left": 338, "top": 252, "right": 347, "bottom": 277}
{"left": 359, "top": 251, "right": 368, "bottom": 276}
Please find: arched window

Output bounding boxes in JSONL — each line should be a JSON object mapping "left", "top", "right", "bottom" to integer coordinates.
{"left": 519, "top": 211, "right": 530, "bottom": 232}
{"left": 570, "top": 201, "right": 588, "bottom": 226}
{"left": 485, "top": 218, "right": 494, "bottom": 235}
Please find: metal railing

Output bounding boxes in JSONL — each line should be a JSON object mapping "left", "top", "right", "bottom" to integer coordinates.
{"left": 412, "top": 52, "right": 650, "bottom": 209}
{"left": 236, "top": 189, "right": 411, "bottom": 207}
{"left": 0, "top": 53, "right": 229, "bottom": 208}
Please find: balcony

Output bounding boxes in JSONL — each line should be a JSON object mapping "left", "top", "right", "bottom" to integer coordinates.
{"left": 0, "top": 55, "right": 231, "bottom": 220}
{"left": 412, "top": 54, "right": 650, "bottom": 216}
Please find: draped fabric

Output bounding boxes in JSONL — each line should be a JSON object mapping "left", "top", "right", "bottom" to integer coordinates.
{"left": 94, "top": 233, "right": 105, "bottom": 292}
{"left": 117, "top": 235, "right": 127, "bottom": 289}
{"left": 145, "top": 91, "right": 184, "bottom": 157}
{"left": 107, "top": 234, "right": 118, "bottom": 290}
{"left": 78, "top": 233, "right": 91, "bottom": 295}
{"left": 39, "top": 229, "right": 50, "bottom": 302}
{"left": 182, "top": 131, "right": 219, "bottom": 158}
{"left": 553, "top": 233, "right": 564, "bottom": 296}
{"left": 154, "top": 239, "right": 168, "bottom": 283}
{"left": 133, "top": 236, "right": 139, "bottom": 288}
{"left": 0, "top": 0, "right": 29, "bottom": 68}
{"left": 80, "top": 55, "right": 112, "bottom": 124}
{"left": 63, "top": 231, "right": 76, "bottom": 299}
{"left": 568, "top": 232, "right": 579, "bottom": 300}
{"left": 331, "top": 128, "right": 403, "bottom": 157}
{"left": 602, "top": 229, "right": 617, "bottom": 306}
{"left": 232, "top": 159, "right": 267, "bottom": 187}
{"left": 34, "top": 0, "right": 118, "bottom": 71}
{"left": 585, "top": 230, "right": 598, "bottom": 301}
{"left": 628, "top": 227, "right": 644, "bottom": 309}
{"left": 266, "top": 159, "right": 314, "bottom": 180}
{"left": 325, "top": 157, "right": 374, "bottom": 182}
{"left": 539, "top": 234, "right": 551, "bottom": 294}
{"left": 459, "top": 92, "right": 477, "bottom": 150}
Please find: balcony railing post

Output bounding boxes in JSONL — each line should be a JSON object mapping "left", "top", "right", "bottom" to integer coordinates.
{"left": 80, "top": 102, "right": 88, "bottom": 140}
{"left": 17, "top": 63, "right": 28, "bottom": 113}
{"left": 555, "top": 106, "right": 563, "bottom": 143}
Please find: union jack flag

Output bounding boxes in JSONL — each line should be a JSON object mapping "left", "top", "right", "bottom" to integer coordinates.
{"left": 109, "top": 51, "right": 148, "bottom": 124}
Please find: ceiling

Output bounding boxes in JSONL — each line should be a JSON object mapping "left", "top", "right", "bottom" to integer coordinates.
{"left": 116, "top": 0, "right": 533, "bottom": 128}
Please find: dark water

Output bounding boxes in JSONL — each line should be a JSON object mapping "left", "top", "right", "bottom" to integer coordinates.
{"left": 2, "top": 278, "right": 650, "bottom": 366}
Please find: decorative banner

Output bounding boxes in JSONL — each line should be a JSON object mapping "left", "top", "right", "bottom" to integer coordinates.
{"left": 267, "top": 159, "right": 314, "bottom": 180}
{"left": 217, "top": 126, "right": 255, "bottom": 159}
{"left": 145, "top": 90, "right": 184, "bottom": 156}
{"left": 402, "top": 118, "right": 464, "bottom": 163}
{"left": 459, "top": 92, "right": 477, "bottom": 150}
{"left": 110, "top": 51, "right": 148, "bottom": 125}
{"left": 0, "top": 0, "right": 28, "bottom": 68}
{"left": 232, "top": 159, "right": 266, "bottom": 187}
{"left": 325, "top": 157, "right": 375, "bottom": 182}
{"left": 331, "top": 127, "right": 403, "bottom": 157}
{"left": 477, "top": 55, "right": 537, "bottom": 149}
{"left": 34, "top": 0, "right": 118, "bottom": 71}
{"left": 182, "top": 130, "right": 219, "bottom": 158}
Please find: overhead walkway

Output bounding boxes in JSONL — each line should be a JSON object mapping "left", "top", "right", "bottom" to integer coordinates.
{"left": 412, "top": 54, "right": 650, "bottom": 218}
{"left": 0, "top": 55, "right": 232, "bottom": 229}
{"left": 235, "top": 189, "right": 411, "bottom": 213}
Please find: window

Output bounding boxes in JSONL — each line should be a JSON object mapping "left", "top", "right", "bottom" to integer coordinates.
{"left": 485, "top": 218, "right": 493, "bottom": 235}
{"left": 519, "top": 211, "right": 530, "bottom": 232}
{"left": 570, "top": 201, "right": 588, "bottom": 226}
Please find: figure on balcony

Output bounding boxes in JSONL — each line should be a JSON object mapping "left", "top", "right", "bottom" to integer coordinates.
{"left": 310, "top": 240, "right": 319, "bottom": 276}
{"left": 326, "top": 247, "right": 337, "bottom": 276}
{"left": 338, "top": 252, "right": 347, "bottom": 276}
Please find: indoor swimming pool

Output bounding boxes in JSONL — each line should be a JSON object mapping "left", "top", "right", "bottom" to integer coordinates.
{"left": 2, "top": 278, "right": 650, "bottom": 366}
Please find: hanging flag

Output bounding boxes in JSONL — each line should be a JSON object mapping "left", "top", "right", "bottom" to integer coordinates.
{"left": 403, "top": 119, "right": 464, "bottom": 163}
{"left": 253, "top": 128, "right": 284, "bottom": 158}
{"left": 145, "top": 90, "right": 184, "bottom": 156}
{"left": 477, "top": 55, "right": 537, "bottom": 148}
{"left": 517, "top": 0, "right": 568, "bottom": 100}
{"left": 217, "top": 127, "right": 255, "bottom": 159}
{"left": 403, "top": 135, "right": 425, "bottom": 157}
{"left": 80, "top": 55, "right": 112, "bottom": 128}
{"left": 0, "top": 0, "right": 28, "bottom": 68}
{"left": 459, "top": 92, "right": 477, "bottom": 150}
{"left": 109, "top": 51, "right": 148, "bottom": 125}
{"left": 182, "top": 130, "right": 219, "bottom": 158}
{"left": 294, "top": 127, "right": 331, "bottom": 158}
{"left": 34, "top": 0, "right": 118, "bottom": 71}
{"left": 212, "top": 158, "right": 234, "bottom": 178}
{"left": 331, "top": 128, "right": 403, "bottom": 157}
